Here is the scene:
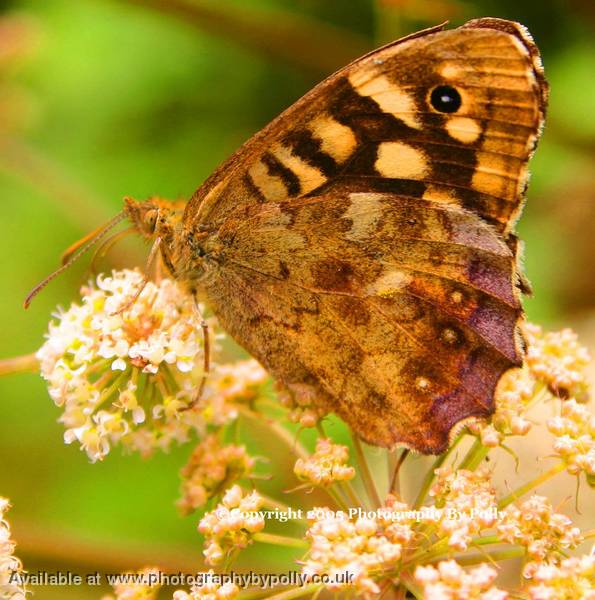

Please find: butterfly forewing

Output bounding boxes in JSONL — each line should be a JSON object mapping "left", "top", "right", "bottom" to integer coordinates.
{"left": 172, "top": 19, "right": 547, "bottom": 453}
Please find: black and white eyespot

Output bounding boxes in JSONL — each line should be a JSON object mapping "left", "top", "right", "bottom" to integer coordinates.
{"left": 429, "top": 85, "right": 462, "bottom": 113}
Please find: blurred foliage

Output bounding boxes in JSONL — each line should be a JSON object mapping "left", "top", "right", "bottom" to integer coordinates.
{"left": 0, "top": 0, "right": 593, "bottom": 597}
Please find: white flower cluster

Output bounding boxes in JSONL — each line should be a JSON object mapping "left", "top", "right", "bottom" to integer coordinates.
{"left": 36, "top": 270, "right": 267, "bottom": 461}
{"left": 524, "top": 323, "right": 591, "bottom": 400}
{"left": 547, "top": 398, "right": 595, "bottom": 477}
{"left": 524, "top": 555, "right": 595, "bottom": 599}
{"left": 415, "top": 561, "right": 507, "bottom": 599}
{"left": 173, "top": 571, "right": 239, "bottom": 600}
{"left": 497, "top": 495, "right": 582, "bottom": 562}
{"left": 178, "top": 435, "right": 255, "bottom": 515}
{"left": 430, "top": 467, "right": 498, "bottom": 551}
{"left": 294, "top": 438, "right": 355, "bottom": 486}
{"left": 0, "top": 498, "right": 25, "bottom": 600}
{"left": 303, "top": 497, "right": 414, "bottom": 597}
{"left": 102, "top": 566, "right": 161, "bottom": 600}
{"left": 198, "top": 485, "right": 265, "bottom": 566}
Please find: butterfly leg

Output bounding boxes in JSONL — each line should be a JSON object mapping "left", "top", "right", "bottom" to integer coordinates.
{"left": 180, "top": 296, "right": 211, "bottom": 411}
{"left": 110, "top": 236, "right": 162, "bottom": 316}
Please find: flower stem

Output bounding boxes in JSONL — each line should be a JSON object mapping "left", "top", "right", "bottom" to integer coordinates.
{"left": 399, "top": 572, "right": 424, "bottom": 599}
{"left": 458, "top": 437, "right": 490, "bottom": 470}
{"left": 257, "top": 492, "right": 306, "bottom": 522}
{"left": 0, "top": 353, "right": 39, "bottom": 376}
{"left": 238, "top": 405, "right": 309, "bottom": 461}
{"left": 253, "top": 532, "right": 308, "bottom": 549}
{"left": 498, "top": 461, "right": 567, "bottom": 509}
{"left": 325, "top": 485, "right": 350, "bottom": 512}
{"left": 352, "top": 433, "right": 382, "bottom": 508}
{"left": 454, "top": 547, "right": 525, "bottom": 566}
{"left": 340, "top": 480, "right": 365, "bottom": 508}
{"left": 413, "top": 433, "right": 464, "bottom": 508}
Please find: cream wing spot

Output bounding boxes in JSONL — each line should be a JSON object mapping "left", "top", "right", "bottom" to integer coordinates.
{"left": 309, "top": 115, "right": 357, "bottom": 164}
{"left": 440, "top": 64, "right": 462, "bottom": 79}
{"left": 450, "top": 290, "right": 464, "bottom": 305}
{"left": 423, "top": 184, "right": 459, "bottom": 205}
{"left": 343, "top": 194, "right": 384, "bottom": 241}
{"left": 272, "top": 143, "right": 326, "bottom": 194}
{"left": 445, "top": 116, "right": 482, "bottom": 144}
{"left": 366, "top": 270, "right": 412, "bottom": 297}
{"left": 248, "top": 160, "right": 287, "bottom": 202}
{"left": 349, "top": 73, "right": 422, "bottom": 130}
{"left": 375, "top": 142, "right": 428, "bottom": 179}
{"left": 441, "top": 328, "right": 459, "bottom": 345}
{"left": 415, "top": 376, "right": 432, "bottom": 393}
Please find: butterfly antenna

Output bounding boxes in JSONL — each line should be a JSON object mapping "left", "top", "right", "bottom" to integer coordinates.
{"left": 24, "top": 211, "right": 127, "bottom": 309}
{"left": 110, "top": 236, "right": 161, "bottom": 316}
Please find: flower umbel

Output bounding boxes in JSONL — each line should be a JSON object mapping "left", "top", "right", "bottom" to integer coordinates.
{"left": 302, "top": 501, "right": 414, "bottom": 597}
{"left": 36, "top": 270, "right": 268, "bottom": 462}
{"left": 198, "top": 485, "right": 265, "bottom": 566}
{"left": 547, "top": 398, "right": 595, "bottom": 479}
{"left": 524, "top": 323, "right": 591, "bottom": 400}
{"left": 497, "top": 495, "right": 583, "bottom": 562}
{"left": 173, "top": 571, "right": 239, "bottom": 600}
{"left": 415, "top": 561, "right": 508, "bottom": 599}
{"left": 178, "top": 435, "right": 255, "bottom": 515}
{"left": 101, "top": 567, "right": 161, "bottom": 600}
{"left": 468, "top": 366, "right": 535, "bottom": 447}
{"left": 0, "top": 498, "right": 25, "bottom": 600}
{"left": 37, "top": 269, "right": 209, "bottom": 461}
{"left": 430, "top": 466, "right": 498, "bottom": 551}
{"left": 294, "top": 437, "right": 355, "bottom": 486}
{"left": 523, "top": 555, "right": 595, "bottom": 599}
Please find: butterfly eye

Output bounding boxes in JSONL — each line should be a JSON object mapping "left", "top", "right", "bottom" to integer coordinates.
{"left": 143, "top": 209, "right": 159, "bottom": 232}
{"left": 430, "top": 85, "right": 462, "bottom": 113}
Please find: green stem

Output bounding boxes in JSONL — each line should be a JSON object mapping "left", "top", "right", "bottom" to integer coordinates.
{"left": 413, "top": 434, "right": 464, "bottom": 508}
{"left": 455, "top": 547, "right": 525, "bottom": 566}
{"left": 97, "top": 369, "right": 129, "bottom": 406}
{"left": 325, "top": 485, "right": 350, "bottom": 512}
{"left": 458, "top": 437, "right": 490, "bottom": 470}
{"left": 408, "top": 534, "right": 507, "bottom": 565}
{"left": 399, "top": 572, "right": 424, "bottom": 599}
{"left": 352, "top": 433, "right": 382, "bottom": 508}
{"left": 238, "top": 405, "right": 309, "bottom": 461}
{"left": 340, "top": 480, "right": 365, "bottom": 508}
{"left": 257, "top": 492, "right": 306, "bottom": 522}
{"left": 253, "top": 532, "right": 308, "bottom": 549}
{"left": 0, "top": 353, "right": 39, "bottom": 376}
{"left": 498, "top": 461, "right": 567, "bottom": 509}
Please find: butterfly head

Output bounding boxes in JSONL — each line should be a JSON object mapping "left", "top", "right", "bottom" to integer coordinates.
{"left": 124, "top": 197, "right": 183, "bottom": 241}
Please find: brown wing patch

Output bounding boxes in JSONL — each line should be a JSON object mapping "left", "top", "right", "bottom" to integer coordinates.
{"left": 183, "top": 18, "right": 546, "bottom": 236}
{"left": 200, "top": 191, "right": 524, "bottom": 452}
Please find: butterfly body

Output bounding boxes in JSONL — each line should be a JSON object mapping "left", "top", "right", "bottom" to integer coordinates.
{"left": 127, "top": 18, "right": 547, "bottom": 453}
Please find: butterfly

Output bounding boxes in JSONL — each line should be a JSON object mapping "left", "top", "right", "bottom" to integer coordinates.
{"left": 33, "top": 18, "right": 549, "bottom": 454}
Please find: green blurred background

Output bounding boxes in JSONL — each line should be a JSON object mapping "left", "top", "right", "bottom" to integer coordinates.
{"left": 0, "top": 0, "right": 594, "bottom": 597}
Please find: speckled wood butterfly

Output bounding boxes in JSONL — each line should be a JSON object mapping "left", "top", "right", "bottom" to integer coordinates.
{"left": 30, "top": 18, "right": 549, "bottom": 454}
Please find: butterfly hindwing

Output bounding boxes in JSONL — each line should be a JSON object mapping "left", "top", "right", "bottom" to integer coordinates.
{"left": 201, "top": 190, "right": 522, "bottom": 452}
